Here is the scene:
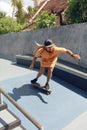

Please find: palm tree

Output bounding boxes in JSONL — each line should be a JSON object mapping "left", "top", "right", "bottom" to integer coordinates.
{"left": 16, "top": 0, "right": 25, "bottom": 23}
{"left": 11, "top": 0, "right": 18, "bottom": 17}
{"left": 11, "top": 0, "right": 25, "bottom": 24}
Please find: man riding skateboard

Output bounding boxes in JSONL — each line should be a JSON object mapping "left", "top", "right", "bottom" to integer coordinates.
{"left": 29, "top": 39, "right": 80, "bottom": 91}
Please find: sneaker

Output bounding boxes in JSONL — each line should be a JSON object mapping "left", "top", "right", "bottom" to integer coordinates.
{"left": 44, "top": 83, "right": 50, "bottom": 90}
{"left": 31, "top": 78, "right": 37, "bottom": 84}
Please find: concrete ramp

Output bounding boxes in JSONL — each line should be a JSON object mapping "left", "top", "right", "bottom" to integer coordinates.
{"left": 62, "top": 111, "right": 87, "bottom": 130}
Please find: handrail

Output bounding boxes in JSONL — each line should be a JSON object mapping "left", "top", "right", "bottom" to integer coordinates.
{"left": 0, "top": 87, "right": 44, "bottom": 130}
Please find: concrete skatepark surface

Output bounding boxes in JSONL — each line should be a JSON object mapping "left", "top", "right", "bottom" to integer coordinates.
{"left": 0, "top": 58, "right": 87, "bottom": 130}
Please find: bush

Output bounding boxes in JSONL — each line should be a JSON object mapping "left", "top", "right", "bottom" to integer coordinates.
{"left": 0, "top": 17, "right": 26, "bottom": 34}
{"left": 34, "top": 11, "right": 57, "bottom": 29}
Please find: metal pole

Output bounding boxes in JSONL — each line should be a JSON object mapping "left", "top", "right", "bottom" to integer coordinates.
{"left": 0, "top": 93, "right": 3, "bottom": 105}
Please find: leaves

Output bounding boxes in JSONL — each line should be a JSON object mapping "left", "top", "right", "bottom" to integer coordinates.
{"left": 0, "top": 17, "right": 25, "bottom": 34}
{"left": 65, "top": 0, "right": 87, "bottom": 24}
{"left": 34, "top": 11, "right": 57, "bottom": 29}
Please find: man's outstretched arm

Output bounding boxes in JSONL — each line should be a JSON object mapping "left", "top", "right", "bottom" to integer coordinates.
{"left": 58, "top": 48, "right": 80, "bottom": 60}
{"left": 66, "top": 49, "right": 80, "bottom": 59}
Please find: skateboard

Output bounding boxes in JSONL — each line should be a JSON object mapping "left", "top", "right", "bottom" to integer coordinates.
{"left": 31, "top": 83, "right": 52, "bottom": 95}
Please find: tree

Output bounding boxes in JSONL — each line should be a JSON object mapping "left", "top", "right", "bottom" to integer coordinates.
{"left": 11, "top": 0, "right": 26, "bottom": 24}
{"left": 16, "top": 0, "right": 26, "bottom": 24}
{"left": 65, "top": 0, "right": 87, "bottom": 24}
{"left": 34, "top": 11, "right": 57, "bottom": 29}
{"left": 11, "top": 0, "right": 18, "bottom": 17}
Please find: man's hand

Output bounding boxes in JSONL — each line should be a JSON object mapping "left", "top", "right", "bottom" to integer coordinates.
{"left": 29, "top": 64, "right": 34, "bottom": 70}
{"left": 29, "top": 57, "right": 37, "bottom": 70}
{"left": 72, "top": 54, "right": 81, "bottom": 60}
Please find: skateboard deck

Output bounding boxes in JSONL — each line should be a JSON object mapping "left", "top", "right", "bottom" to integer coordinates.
{"left": 31, "top": 83, "right": 51, "bottom": 95}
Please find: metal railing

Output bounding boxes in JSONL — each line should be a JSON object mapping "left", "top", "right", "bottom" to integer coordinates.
{"left": 0, "top": 87, "right": 44, "bottom": 130}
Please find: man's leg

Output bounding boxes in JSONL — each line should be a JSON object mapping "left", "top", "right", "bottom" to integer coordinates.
{"left": 31, "top": 67, "right": 45, "bottom": 83}
{"left": 36, "top": 67, "right": 45, "bottom": 79}
{"left": 45, "top": 67, "right": 53, "bottom": 89}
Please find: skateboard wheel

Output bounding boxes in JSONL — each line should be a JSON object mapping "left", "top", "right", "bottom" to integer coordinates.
{"left": 47, "top": 91, "right": 51, "bottom": 95}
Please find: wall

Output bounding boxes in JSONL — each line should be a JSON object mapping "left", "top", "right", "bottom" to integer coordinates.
{"left": 0, "top": 23, "right": 87, "bottom": 69}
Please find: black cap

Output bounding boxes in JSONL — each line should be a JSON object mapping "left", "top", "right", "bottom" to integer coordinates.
{"left": 44, "top": 39, "right": 54, "bottom": 47}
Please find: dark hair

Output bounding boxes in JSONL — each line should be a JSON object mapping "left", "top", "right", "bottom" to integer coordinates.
{"left": 44, "top": 39, "right": 53, "bottom": 47}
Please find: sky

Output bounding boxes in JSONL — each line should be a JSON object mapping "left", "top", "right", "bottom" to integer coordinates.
{"left": 0, "top": 0, "right": 34, "bottom": 17}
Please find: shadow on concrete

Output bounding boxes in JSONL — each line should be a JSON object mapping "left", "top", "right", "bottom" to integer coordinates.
{"left": 8, "top": 84, "right": 48, "bottom": 104}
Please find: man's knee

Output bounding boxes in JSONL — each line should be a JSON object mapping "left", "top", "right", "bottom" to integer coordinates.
{"left": 48, "top": 67, "right": 53, "bottom": 73}
{"left": 40, "top": 67, "right": 45, "bottom": 74}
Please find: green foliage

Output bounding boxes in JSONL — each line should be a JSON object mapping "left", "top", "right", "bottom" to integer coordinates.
{"left": 0, "top": 12, "right": 6, "bottom": 18}
{"left": 27, "top": 6, "right": 38, "bottom": 17}
{"left": 0, "top": 17, "right": 25, "bottom": 34}
{"left": 65, "top": 0, "right": 87, "bottom": 24}
{"left": 34, "top": 11, "right": 57, "bottom": 29}
{"left": 15, "top": 0, "right": 26, "bottom": 24}
{"left": 11, "top": 0, "right": 18, "bottom": 17}
{"left": 11, "top": 0, "right": 26, "bottom": 24}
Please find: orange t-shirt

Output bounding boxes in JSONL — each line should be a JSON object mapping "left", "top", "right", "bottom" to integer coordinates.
{"left": 35, "top": 46, "right": 66, "bottom": 68}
